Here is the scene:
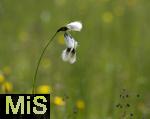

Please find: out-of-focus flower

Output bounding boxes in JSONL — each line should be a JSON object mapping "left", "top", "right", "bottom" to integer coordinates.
{"left": 2, "top": 81, "right": 13, "bottom": 93}
{"left": 102, "top": 12, "right": 113, "bottom": 23}
{"left": 36, "top": 85, "right": 52, "bottom": 94}
{"left": 76, "top": 99, "right": 85, "bottom": 110}
{"left": 54, "top": 96, "right": 65, "bottom": 106}
{"left": 61, "top": 32, "right": 78, "bottom": 64}
{"left": 57, "top": 21, "right": 82, "bottom": 32}
{"left": 0, "top": 73, "right": 5, "bottom": 84}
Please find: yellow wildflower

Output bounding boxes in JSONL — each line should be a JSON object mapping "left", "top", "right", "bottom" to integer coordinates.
{"left": 102, "top": 11, "right": 113, "bottom": 23}
{"left": 36, "top": 85, "right": 52, "bottom": 94}
{"left": 0, "top": 74, "right": 5, "bottom": 84}
{"left": 76, "top": 99, "right": 85, "bottom": 110}
{"left": 2, "top": 81, "right": 13, "bottom": 93}
{"left": 54, "top": 96, "right": 65, "bottom": 106}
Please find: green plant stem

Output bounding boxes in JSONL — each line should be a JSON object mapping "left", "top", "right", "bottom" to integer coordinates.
{"left": 32, "top": 31, "right": 58, "bottom": 94}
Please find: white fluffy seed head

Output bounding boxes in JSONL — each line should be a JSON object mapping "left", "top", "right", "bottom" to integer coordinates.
{"left": 69, "top": 53, "right": 76, "bottom": 64}
{"left": 61, "top": 48, "right": 76, "bottom": 64}
{"left": 61, "top": 49, "right": 69, "bottom": 62}
{"left": 64, "top": 33, "right": 78, "bottom": 48}
{"left": 66, "top": 21, "right": 82, "bottom": 31}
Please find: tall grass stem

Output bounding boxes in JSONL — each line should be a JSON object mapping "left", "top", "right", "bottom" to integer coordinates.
{"left": 32, "top": 32, "right": 58, "bottom": 94}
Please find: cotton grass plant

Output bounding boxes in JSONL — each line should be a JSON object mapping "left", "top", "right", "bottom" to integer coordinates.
{"left": 32, "top": 21, "right": 82, "bottom": 94}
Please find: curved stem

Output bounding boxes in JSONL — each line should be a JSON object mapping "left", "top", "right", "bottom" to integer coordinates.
{"left": 32, "top": 32, "right": 58, "bottom": 94}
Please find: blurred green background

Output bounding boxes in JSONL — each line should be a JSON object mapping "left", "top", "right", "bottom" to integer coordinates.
{"left": 0, "top": 0, "right": 150, "bottom": 118}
